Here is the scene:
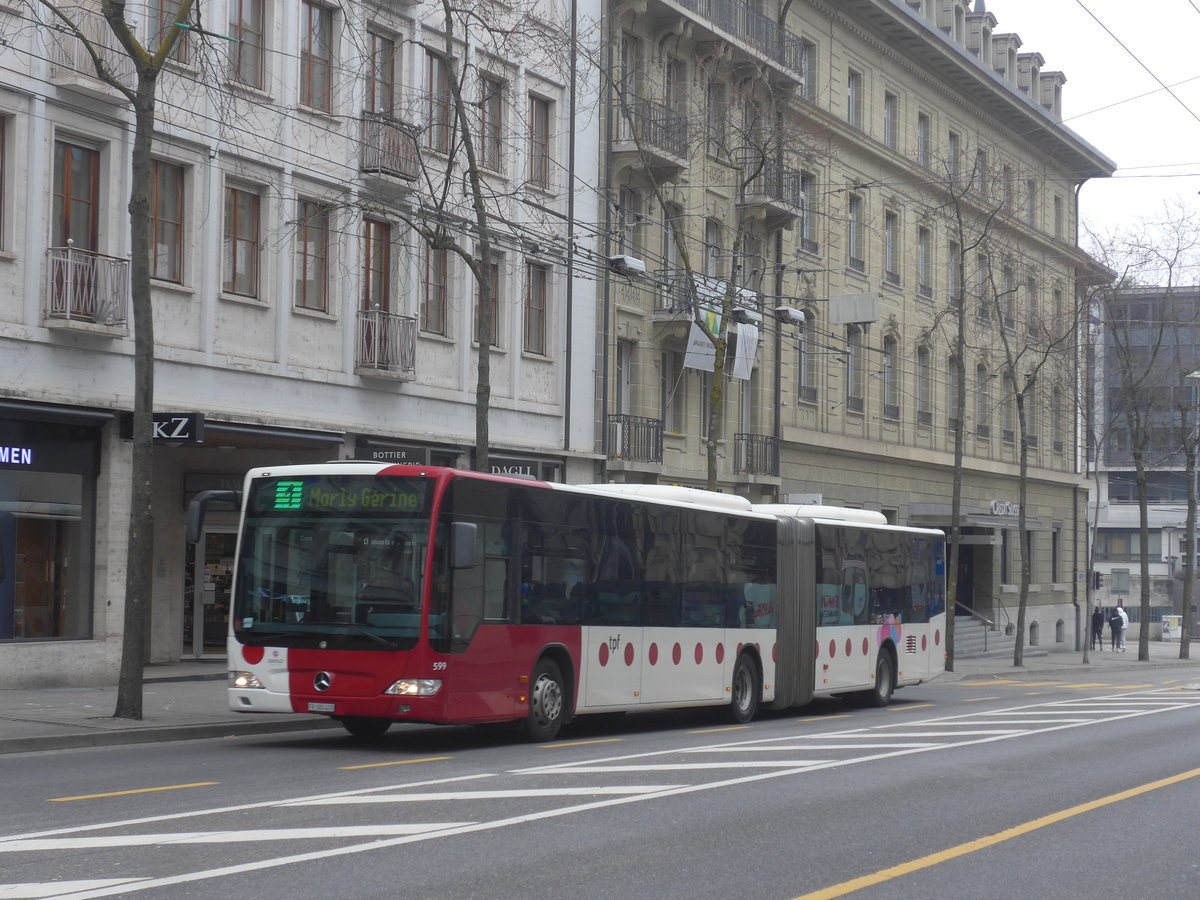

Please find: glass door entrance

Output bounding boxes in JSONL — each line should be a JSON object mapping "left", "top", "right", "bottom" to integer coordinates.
{"left": 183, "top": 530, "right": 237, "bottom": 658}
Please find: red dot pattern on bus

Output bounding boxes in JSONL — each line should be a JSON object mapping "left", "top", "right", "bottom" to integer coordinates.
{"left": 624, "top": 642, "right": 635, "bottom": 666}
{"left": 243, "top": 645, "right": 265, "bottom": 665}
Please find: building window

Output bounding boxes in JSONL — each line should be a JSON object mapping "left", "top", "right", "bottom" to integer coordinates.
{"left": 524, "top": 261, "right": 549, "bottom": 354}
{"left": 222, "top": 184, "right": 260, "bottom": 297}
{"left": 799, "top": 38, "right": 817, "bottom": 101}
{"left": 1002, "top": 264, "right": 1015, "bottom": 329}
{"left": 947, "top": 131, "right": 961, "bottom": 184}
{"left": 294, "top": 199, "right": 329, "bottom": 312}
{"left": 704, "top": 218, "right": 722, "bottom": 278}
{"left": 300, "top": 1, "right": 333, "bottom": 112}
{"left": 973, "top": 149, "right": 988, "bottom": 197}
{"left": 228, "top": 0, "right": 265, "bottom": 89}
{"left": 1052, "top": 386, "right": 1063, "bottom": 451}
{"left": 426, "top": 51, "right": 452, "bottom": 153}
{"left": 1002, "top": 165, "right": 1014, "bottom": 212}
{"left": 917, "top": 345, "right": 932, "bottom": 425}
{"left": 365, "top": 30, "right": 395, "bottom": 113}
{"left": 975, "top": 363, "right": 990, "bottom": 437}
{"left": 847, "top": 69, "right": 862, "bottom": 128}
{"left": 884, "top": 211, "right": 899, "bottom": 284}
{"left": 52, "top": 140, "right": 99, "bottom": 250}
{"left": 799, "top": 170, "right": 817, "bottom": 253}
{"left": 847, "top": 325, "right": 864, "bottom": 412}
{"left": 948, "top": 239, "right": 961, "bottom": 307}
{"left": 882, "top": 336, "right": 899, "bottom": 419}
{"left": 848, "top": 194, "right": 864, "bottom": 272}
{"left": 0, "top": 117, "right": 6, "bottom": 251}
{"left": 705, "top": 77, "right": 725, "bottom": 158}
{"left": 528, "top": 94, "right": 552, "bottom": 189}
{"left": 1053, "top": 194, "right": 1064, "bottom": 239}
{"left": 662, "top": 350, "right": 686, "bottom": 431}
{"left": 976, "top": 254, "right": 989, "bottom": 321}
{"left": 474, "top": 252, "right": 501, "bottom": 346}
{"left": 1026, "top": 179, "right": 1037, "bottom": 227}
{"left": 1026, "top": 276, "right": 1038, "bottom": 335}
{"left": 150, "top": 160, "right": 184, "bottom": 283}
{"left": 797, "top": 313, "right": 816, "bottom": 402}
{"left": 916, "top": 111, "right": 931, "bottom": 168}
{"left": 362, "top": 218, "right": 390, "bottom": 313}
{"left": 917, "top": 226, "right": 932, "bottom": 298}
{"left": 148, "top": 0, "right": 192, "bottom": 63}
{"left": 1051, "top": 528, "right": 1060, "bottom": 583}
{"left": 478, "top": 74, "right": 505, "bottom": 172}
{"left": 883, "top": 92, "right": 898, "bottom": 149}
{"left": 948, "top": 356, "right": 961, "bottom": 432}
{"left": 422, "top": 242, "right": 448, "bottom": 335}
{"left": 1003, "top": 374, "right": 1016, "bottom": 442}
{"left": 664, "top": 56, "right": 686, "bottom": 119}
{"left": 617, "top": 185, "right": 642, "bottom": 256}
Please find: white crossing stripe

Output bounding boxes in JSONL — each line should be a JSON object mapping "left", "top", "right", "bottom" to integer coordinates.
{"left": 287, "top": 786, "right": 682, "bottom": 804}
{"left": 0, "top": 882, "right": 150, "bottom": 899}
{"left": 0, "top": 825, "right": 473, "bottom": 852}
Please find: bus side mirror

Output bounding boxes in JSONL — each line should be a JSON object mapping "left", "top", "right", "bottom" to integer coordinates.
{"left": 450, "top": 522, "right": 480, "bottom": 569}
{"left": 186, "top": 490, "right": 243, "bottom": 544}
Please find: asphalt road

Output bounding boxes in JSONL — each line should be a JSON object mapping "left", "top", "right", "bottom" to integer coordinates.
{"left": 4, "top": 665, "right": 1199, "bottom": 900}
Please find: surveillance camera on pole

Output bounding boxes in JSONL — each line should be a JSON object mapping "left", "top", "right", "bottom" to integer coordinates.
{"left": 608, "top": 254, "right": 647, "bottom": 277}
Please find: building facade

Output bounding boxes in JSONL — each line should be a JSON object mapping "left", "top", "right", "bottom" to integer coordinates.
{"left": 596, "top": 0, "right": 1114, "bottom": 648}
{"left": 0, "top": 0, "right": 601, "bottom": 685}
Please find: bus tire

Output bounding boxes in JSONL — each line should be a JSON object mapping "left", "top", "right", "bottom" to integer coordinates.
{"left": 340, "top": 717, "right": 391, "bottom": 740}
{"left": 522, "top": 657, "right": 566, "bottom": 742}
{"left": 728, "top": 653, "right": 761, "bottom": 724}
{"left": 867, "top": 650, "right": 895, "bottom": 707}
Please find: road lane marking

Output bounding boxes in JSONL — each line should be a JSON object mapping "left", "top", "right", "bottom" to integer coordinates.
{"left": 688, "top": 726, "right": 752, "bottom": 734}
{"left": 0, "top": 825, "right": 475, "bottom": 852}
{"left": 888, "top": 703, "right": 933, "bottom": 711}
{"left": 48, "top": 783, "right": 218, "bottom": 802}
{"left": 539, "top": 738, "right": 624, "bottom": 749}
{"left": 957, "top": 680, "right": 1023, "bottom": 685}
{"left": 793, "top": 765, "right": 1200, "bottom": 900}
{"left": 339, "top": 757, "right": 451, "bottom": 770}
{"left": 288, "top": 786, "right": 683, "bottom": 804}
{"left": 0, "top": 879, "right": 150, "bottom": 897}
{"left": 963, "top": 697, "right": 1000, "bottom": 702}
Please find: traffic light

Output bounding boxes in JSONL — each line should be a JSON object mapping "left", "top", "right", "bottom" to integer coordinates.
{"left": 1092, "top": 571, "right": 1103, "bottom": 590}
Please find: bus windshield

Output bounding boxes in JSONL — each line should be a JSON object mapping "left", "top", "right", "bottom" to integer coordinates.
{"left": 232, "top": 475, "right": 433, "bottom": 651}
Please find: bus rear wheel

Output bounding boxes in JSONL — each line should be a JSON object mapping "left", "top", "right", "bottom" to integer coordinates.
{"left": 866, "top": 651, "right": 895, "bottom": 707}
{"left": 728, "top": 654, "right": 761, "bottom": 724}
{"left": 341, "top": 716, "right": 391, "bottom": 740}
{"left": 522, "top": 658, "right": 566, "bottom": 742}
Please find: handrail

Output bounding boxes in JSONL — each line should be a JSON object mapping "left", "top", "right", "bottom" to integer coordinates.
{"left": 954, "top": 600, "right": 993, "bottom": 629}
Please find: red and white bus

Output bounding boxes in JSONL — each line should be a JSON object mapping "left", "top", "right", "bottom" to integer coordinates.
{"left": 188, "top": 463, "right": 945, "bottom": 741}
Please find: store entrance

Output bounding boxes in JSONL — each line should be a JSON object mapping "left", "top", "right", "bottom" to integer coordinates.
{"left": 183, "top": 530, "right": 237, "bottom": 658}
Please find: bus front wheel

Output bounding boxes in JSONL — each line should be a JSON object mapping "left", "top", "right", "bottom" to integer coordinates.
{"left": 867, "top": 651, "right": 895, "bottom": 707}
{"left": 728, "top": 654, "right": 761, "bottom": 724}
{"left": 522, "top": 658, "right": 566, "bottom": 742}
{"left": 340, "top": 717, "right": 391, "bottom": 740}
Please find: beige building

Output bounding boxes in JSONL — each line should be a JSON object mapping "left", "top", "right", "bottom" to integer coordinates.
{"left": 597, "top": 0, "right": 1115, "bottom": 647}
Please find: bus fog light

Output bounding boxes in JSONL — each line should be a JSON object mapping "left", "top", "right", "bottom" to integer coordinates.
{"left": 384, "top": 679, "right": 442, "bottom": 697}
{"left": 230, "top": 671, "right": 264, "bottom": 689}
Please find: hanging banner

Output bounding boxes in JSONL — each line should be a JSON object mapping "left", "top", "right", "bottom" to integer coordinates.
{"left": 683, "top": 322, "right": 716, "bottom": 372}
{"left": 731, "top": 322, "right": 759, "bottom": 380}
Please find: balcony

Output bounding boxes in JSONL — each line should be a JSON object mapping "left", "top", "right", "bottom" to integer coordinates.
{"left": 607, "top": 414, "right": 663, "bottom": 463}
{"left": 44, "top": 244, "right": 129, "bottom": 334}
{"left": 670, "top": 0, "right": 807, "bottom": 87}
{"left": 742, "top": 163, "right": 805, "bottom": 228}
{"left": 360, "top": 112, "right": 420, "bottom": 188}
{"left": 48, "top": 4, "right": 135, "bottom": 102}
{"left": 356, "top": 309, "right": 416, "bottom": 380}
{"left": 734, "top": 433, "right": 779, "bottom": 477}
{"left": 612, "top": 98, "right": 688, "bottom": 181}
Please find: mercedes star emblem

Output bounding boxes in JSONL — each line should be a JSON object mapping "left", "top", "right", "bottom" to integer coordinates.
{"left": 314, "top": 671, "right": 333, "bottom": 692}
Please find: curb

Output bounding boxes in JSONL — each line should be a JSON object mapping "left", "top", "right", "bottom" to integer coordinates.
{"left": 0, "top": 716, "right": 340, "bottom": 756}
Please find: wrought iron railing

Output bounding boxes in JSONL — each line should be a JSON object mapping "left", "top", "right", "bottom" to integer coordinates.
{"left": 616, "top": 98, "right": 688, "bottom": 160}
{"left": 48, "top": 4, "right": 136, "bottom": 88}
{"left": 45, "top": 243, "right": 128, "bottom": 326}
{"left": 357, "top": 308, "right": 416, "bottom": 376}
{"left": 360, "top": 112, "right": 420, "bottom": 181}
{"left": 734, "top": 433, "right": 779, "bottom": 476}
{"left": 674, "top": 0, "right": 807, "bottom": 77}
{"left": 607, "top": 414, "right": 663, "bottom": 463}
{"left": 745, "top": 163, "right": 804, "bottom": 209}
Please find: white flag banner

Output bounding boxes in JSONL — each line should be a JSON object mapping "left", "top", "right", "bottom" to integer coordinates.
{"left": 683, "top": 321, "right": 716, "bottom": 372}
{"left": 731, "top": 322, "right": 759, "bottom": 380}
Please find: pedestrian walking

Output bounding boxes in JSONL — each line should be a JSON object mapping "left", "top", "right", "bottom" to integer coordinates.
{"left": 1117, "top": 604, "right": 1129, "bottom": 651}
{"left": 1108, "top": 607, "right": 1123, "bottom": 651}
{"left": 1091, "top": 605, "right": 1105, "bottom": 650}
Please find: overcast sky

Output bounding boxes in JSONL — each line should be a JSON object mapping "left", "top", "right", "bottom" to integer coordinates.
{"left": 991, "top": 0, "right": 1200, "bottom": 244}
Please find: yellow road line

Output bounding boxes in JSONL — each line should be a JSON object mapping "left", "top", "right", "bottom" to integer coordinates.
{"left": 339, "top": 756, "right": 451, "bottom": 770}
{"left": 958, "top": 680, "right": 1023, "bottom": 686}
{"left": 688, "top": 726, "right": 751, "bottom": 734}
{"left": 49, "top": 782, "right": 218, "bottom": 802}
{"left": 794, "top": 766, "right": 1200, "bottom": 900}
{"left": 538, "top": 738, "right": 624, "bottom": 749}
{"left": 1020, "top": 682, "right": 1066, "bottom": 686}
{"left": 888, "top": 704, "right": 933, "bottom": 712}
{"left": 964, "top": 697, "right": 1000, "bottom": 702}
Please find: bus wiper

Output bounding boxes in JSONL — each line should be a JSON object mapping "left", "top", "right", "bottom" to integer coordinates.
{"left": 298, "top": 622, "right": 401, "bottom": 652}
{"left": 239, "top": 630, "right": 309, "bottom": 646}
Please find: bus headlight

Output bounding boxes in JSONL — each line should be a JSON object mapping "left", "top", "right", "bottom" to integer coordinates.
{"left": 384, "top": 679, "right": 442, "bottom": 697}
{"left": 229, "top": 671, "right": 265, "bottom": 689}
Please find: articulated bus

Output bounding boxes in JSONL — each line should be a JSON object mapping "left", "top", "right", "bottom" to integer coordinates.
{"left": 188, "top": 463, "right": 945, "bottom": 741}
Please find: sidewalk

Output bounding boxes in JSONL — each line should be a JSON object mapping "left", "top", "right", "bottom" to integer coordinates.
{"left": 2, "top": 643, "right": 1198, "bottom": 756}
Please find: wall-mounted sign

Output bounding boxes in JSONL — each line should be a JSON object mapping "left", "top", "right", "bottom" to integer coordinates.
{"left": 120, "top": 412, "right": 205, "bottom": 443}
{"left": 990, "top": 500, "right": 1020, "bottom": 516}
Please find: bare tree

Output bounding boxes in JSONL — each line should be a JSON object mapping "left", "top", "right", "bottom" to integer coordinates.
{"left": 29, "top": 0, "right": 196, "bottom": 718}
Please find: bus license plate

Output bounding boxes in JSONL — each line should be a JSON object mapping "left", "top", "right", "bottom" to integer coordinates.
{"left": 307, "top": 702, "right": 336, "bottom": 713}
